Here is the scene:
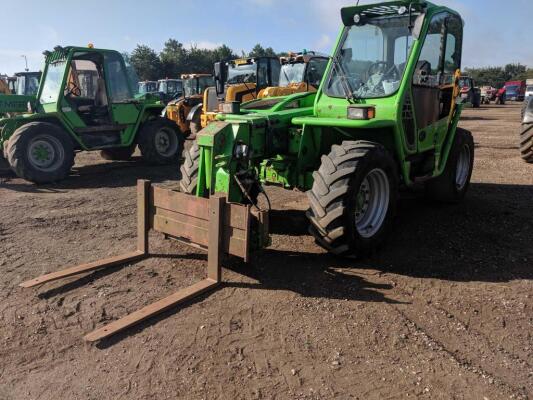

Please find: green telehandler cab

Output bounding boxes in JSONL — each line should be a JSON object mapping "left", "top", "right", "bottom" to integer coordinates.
{"left": 181, "top": 0, "right": 474, "bottom": 257}
{"left": 0, "top": 45, "right": 182, "bottom": 183}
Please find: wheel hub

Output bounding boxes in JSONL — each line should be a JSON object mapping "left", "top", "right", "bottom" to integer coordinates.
{"left": 29, "top": 140, "right": 56, "bottom": 168}
{"left": 26, "top": 134, "right": 65, "bottom": 172}
{"left": 455, "top": 144, "right": 471, "bottom": 190}
{"left": 155, "top": 132, "right": 169, "bottom": 152}
{"left": 353, "top": 168, "right": 390, "bottom": 238}
{"left": 154, "top": 128, "right": 177, "bottom": 156}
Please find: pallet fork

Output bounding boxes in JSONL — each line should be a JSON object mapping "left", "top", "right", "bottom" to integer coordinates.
{"left": 20, "top": 180, "right": 268, "bottom": 342}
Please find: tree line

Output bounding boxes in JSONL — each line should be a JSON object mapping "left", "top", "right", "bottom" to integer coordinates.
{"left": 463, "top": 63, "right": 533, "bottom": 88}
{"left": 126, "top": 39, "right": 533, "bottom": 88}
{"left": 126, "top": 40, "right": 283, "bottom": 81}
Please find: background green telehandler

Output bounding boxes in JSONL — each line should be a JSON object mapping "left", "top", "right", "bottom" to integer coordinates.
{"left": 180, "top": 0, "right": 475, "bottom": 257}
{"left": 0, "top": 45, "right": 182, "bottom": 183}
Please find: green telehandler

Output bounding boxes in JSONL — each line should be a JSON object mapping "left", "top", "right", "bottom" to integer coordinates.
{"left": 19, "top": 0, "right": 476, "bottom": 343}
{"left": 181, "top": 0, "right": 474, "bottom": 257}
{"left": 0, "top": 45, "right": 182, "bottom": 183}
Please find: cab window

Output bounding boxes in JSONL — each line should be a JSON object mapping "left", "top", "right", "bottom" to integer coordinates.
{"left": 104, "top": 52, "right": 133, "bottom": 102}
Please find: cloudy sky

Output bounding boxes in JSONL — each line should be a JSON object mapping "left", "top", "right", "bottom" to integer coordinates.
{"left": 1, "top": 0, "right": 531, "bottom": 75}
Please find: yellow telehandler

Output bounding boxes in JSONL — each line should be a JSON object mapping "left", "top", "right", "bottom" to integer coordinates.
{"left": 201, "top": 56, "right": 281, "bottom": 127}
{"left": 258, "top": 51, "right": 329, "bottom": 98}
{"left": 164, "top": 74, "right": 214, "bottom": 139}
{"left": 201, "top": 52, "right": 328, "bottom": 128}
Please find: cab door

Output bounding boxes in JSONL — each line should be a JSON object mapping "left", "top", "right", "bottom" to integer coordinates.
{"left": 411, "top": 12, "right": 463, "bottom": 153}
{"left": 103, "top": 52, "right": 140, "bottom": 145}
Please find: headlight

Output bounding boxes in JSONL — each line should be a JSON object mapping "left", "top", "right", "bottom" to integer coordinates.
{"left": 347, "top": 105, "right": 375, "bottom": 120}
{"left": 234, "top": 143, "right": 249, "bottom": 159}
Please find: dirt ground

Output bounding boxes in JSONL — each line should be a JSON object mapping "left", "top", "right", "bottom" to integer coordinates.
{"left": 0, "top": 103, "right": 531, "bottom": 400}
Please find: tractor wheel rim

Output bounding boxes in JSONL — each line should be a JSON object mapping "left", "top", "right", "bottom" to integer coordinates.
{"left": 154, "top": 127, "right": 178, "bottom": 157}
{"left": 455, "top": 144, "right": 471, "bottom": 190}
{"left": 354, "top": 168, "right": 390, "bottom": 239}
{"left": 27, "top": 135, "right": 64, "bottom": 171}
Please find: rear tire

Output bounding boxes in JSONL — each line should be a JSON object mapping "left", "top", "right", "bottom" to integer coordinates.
{"left": 179, "top": 141, "right": 200, "bottom": 193}
{"left": 425, "top": 128, "right": 474, "bottom": 202}
{"left": 306, "top": 141, "right": 398, "bottom": 257}
{"left": 521, "top": 99, "right": 528, "bottom": 121}
{"left": 138, "top": 118, "right": 183, "bottom": 165}
{"left": 519, "top": 123, "right": 533, "bottom": 163}
{"left": 100, "top": 146, "right": 135, "bottom": 161}
{"left": 7, "top": 122, "right": 74, "bottom": 183}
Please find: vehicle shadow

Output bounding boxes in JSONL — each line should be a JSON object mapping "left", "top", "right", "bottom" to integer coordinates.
{"left": 0, "top": 157, "right": 180, "bottom": 193}
{"left": 264, "top": 182, "right": 533, "bottom": 284}
{"left": 460, "top": 115, "right": 498, "bottom": 121}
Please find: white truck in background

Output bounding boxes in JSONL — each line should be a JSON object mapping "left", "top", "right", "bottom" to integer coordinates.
{"left": 526, "top": 79, "right": 533, "bottom": 99}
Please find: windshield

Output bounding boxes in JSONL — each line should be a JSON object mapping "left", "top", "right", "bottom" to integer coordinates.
{"left": 139, "top": 81, "right": 157, "bottom": 94}
{"left": 227, "top": 63, "right": 257, "bottom": 84}
{"left": 527, "top": 86, "right": 533, "bottom": 92}
{"left": 184, "top": 76, "right": 214, "bottom": 97}
{"left": 279, "top": 63, "right": 306, "bottom": 86}
{"left": 16, "top": 75, "right": 40, "bottom": 96}
{"left": 505, "top": 85, "right": 518, "bottom": 93}
{"left": 39, "top": 61, "right": 66, "bottom": 104}
{"left": 325, "top": 15, "right": 413, "bottom": 99}
{"left": 158, "top": 80, "right": 182, "bottom": 94}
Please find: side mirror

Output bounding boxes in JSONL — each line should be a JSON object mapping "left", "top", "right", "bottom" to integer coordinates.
{"left": 214, "top": 62, "right": 226, "bottom": 96}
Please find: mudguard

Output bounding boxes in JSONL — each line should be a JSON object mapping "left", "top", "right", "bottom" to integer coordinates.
{"left": 186, "top": 103, "right": 203, "bottom": 121}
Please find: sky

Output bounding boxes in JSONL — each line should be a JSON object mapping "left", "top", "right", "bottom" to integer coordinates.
{"left": 1, "top": 0, "right": 532, "bottom": 75}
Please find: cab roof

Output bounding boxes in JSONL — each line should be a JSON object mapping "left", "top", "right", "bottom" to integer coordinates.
{"left": 340, "top": 1, "right": 453, "bottom": 26}
{"left": 42, "top": 45, "right": 122, "bottom": 63}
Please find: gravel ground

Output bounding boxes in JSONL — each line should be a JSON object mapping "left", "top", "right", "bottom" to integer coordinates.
{"left": 0, "top": 103, "right": 531, "bottom": 399}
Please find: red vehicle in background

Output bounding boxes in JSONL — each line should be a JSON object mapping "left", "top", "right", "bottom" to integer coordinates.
{"left": 504, "top": 80, "right": 525, "bottom": 101}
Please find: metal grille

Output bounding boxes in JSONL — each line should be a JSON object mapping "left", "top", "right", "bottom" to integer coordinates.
{"left": 361, "top": 5, "right": 402, "bottom": 16}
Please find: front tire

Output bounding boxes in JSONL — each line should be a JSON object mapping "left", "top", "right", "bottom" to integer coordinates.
{"left": 306, "top": 141, "right": 398, "bottom": 257}
{"left": 425, "top": 128, "right": 474, "bottom": 202}
{"left": 138, "top": 118, "right": 183, "bottom": 165}
{"left": 7, "top": 122, "right": 74, "bottom": 183}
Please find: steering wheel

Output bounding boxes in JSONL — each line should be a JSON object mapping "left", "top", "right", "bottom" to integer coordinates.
{"left": 367, "top": 62, "right": 400, "bottom": 81}
{"left": 329, "top": 73, "right": 363, "bottom": 98}
{"left": 414, "top": 60, "right": 432, "bottom": 83}
{"left": 67, "top": 82, "right": 81, "bottom": 97}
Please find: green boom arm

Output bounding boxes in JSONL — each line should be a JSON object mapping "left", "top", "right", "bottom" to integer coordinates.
{"left": 0, "top": 94, "right": 35, "bottom": 114}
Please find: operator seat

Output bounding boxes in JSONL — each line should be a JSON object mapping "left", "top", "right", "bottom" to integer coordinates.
{"left": 77, "top": 77, "right": 109, "bottom": 125}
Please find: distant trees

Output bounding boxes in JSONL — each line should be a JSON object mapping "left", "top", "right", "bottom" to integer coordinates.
{"left": 128, "top": 40, "right": 533, "bottom": 86}
{"left": 130, "top": 45, "right": 162, "bottom": 81}
{"left": 463, "top": 63, "right": 533, "bottom": 88}
{"left": 249, "top": 44, "right": 277, "bottom": 58}
{"left": 127, "top": 40, "right": 284, "bottom": 81}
